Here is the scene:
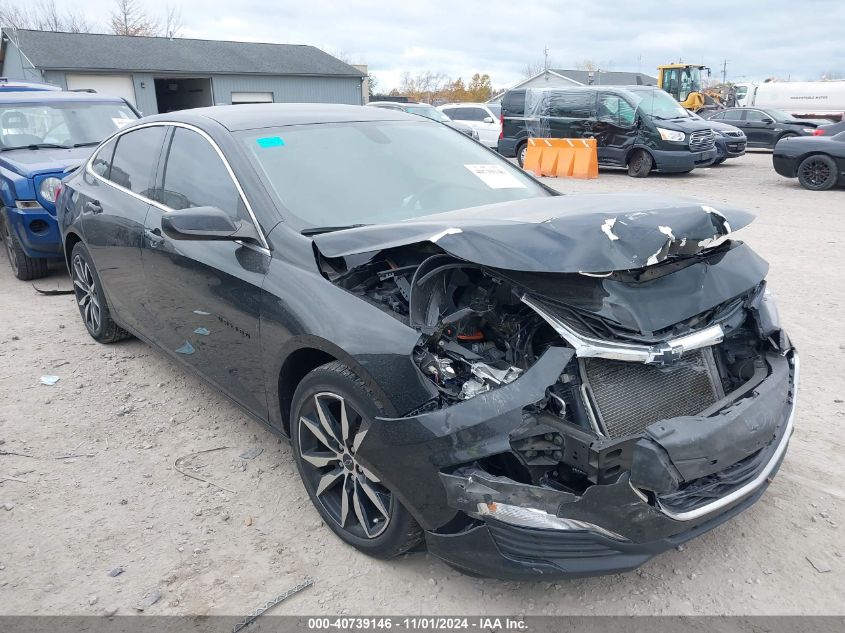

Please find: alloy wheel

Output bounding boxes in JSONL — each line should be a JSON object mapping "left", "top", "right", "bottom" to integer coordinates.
{"left": 297, "top": 392, "right": 392, "bottom": 539}
{"left": 72, "top": 254, "right": 101, "bottom": 333}
{"left": 800, "top": 158, "right": 831, "bottom": 187}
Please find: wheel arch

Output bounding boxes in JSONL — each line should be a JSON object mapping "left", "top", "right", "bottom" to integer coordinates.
{"left": 625, "top": 145, "right": 654, "bottom": 166}
{"left": 273, "top": 336, "right": 401, "bottom": 438}
{"left": 64, "top": 230, "right": 83, "bottom": 273}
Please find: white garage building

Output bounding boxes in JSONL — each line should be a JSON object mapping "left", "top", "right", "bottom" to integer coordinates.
{"left": 0, "top": 28, "right": 365, "bottom": 115}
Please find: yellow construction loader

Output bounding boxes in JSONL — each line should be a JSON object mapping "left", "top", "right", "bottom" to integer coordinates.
{"left": 657, "top": 63, "right": 719, "bottom": 112}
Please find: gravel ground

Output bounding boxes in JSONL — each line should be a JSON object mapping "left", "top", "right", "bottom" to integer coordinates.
{"left": 1, "top": 151, "right": 843, "bottom": 616}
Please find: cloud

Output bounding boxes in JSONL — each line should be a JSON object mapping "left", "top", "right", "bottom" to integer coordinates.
{"left": 61, "top": 0, "right": 845, "bottom": 89}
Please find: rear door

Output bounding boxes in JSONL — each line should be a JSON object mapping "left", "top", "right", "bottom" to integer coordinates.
{"left": 140, "top": 124, "right": 269, "bottom": 416}
{"left": 543, "top": 89, "right": 597, "bottom": 141}
{"left": 71, "top": 124, "right": 167, "bottom": 333}
{"left": 500, "top": 90, "right": 527, "bottom": 154}
{"left": 742, "top": 109, "right": 775, "bottom": 146}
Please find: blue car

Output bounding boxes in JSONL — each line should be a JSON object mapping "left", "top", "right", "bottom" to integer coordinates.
{"left": 1, "top": 91, "right": 138, "bottom": 280}
{"left": 0, "top": 77, "right": 61, "bottom": 92}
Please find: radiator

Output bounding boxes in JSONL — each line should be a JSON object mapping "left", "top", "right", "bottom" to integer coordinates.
{"left": 582, "top": 348, "right": 724, "bottom": 438}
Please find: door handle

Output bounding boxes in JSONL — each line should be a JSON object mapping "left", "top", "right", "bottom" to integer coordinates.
{"left": 84, "top": 200, "right": 102, "bottom": 214}
{"left": 144, "top": 228, "right": 164, "bottom": 247}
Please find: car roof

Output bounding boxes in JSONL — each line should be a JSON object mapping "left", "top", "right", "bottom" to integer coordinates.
{"left": 0, "top": 90, "right": 128, "bottom": 104}
{"left": 142, "top": 103, "right": 419, "bottom": 131}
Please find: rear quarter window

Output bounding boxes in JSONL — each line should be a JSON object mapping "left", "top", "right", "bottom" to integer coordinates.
{"left": 502, "top": 91, "right": 525, "bottom": 116}
{"left": 108, "top": 126, "right": 166, "bottom": 196}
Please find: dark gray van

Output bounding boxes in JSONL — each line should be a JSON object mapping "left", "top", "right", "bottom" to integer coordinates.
{"left": 498, "top": 86, "right": 718, "bottom": 177}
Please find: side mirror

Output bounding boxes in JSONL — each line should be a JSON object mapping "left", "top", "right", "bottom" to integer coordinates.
{"left": 483, "top": 116, "right": 494, "bottom": 123}
{"left": 161, "top": 206, "right": 260, "bottom": 242}
{"left": 762, "top": 117, "right": 774, "bottom": 124}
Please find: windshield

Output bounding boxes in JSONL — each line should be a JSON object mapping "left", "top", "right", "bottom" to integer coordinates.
{"left": 404, "top": 105, "right": 450, "bottom": 122}
{"left": 240, "top": 120, "right": 548, "bottom": 228}
{"left": 0, "top": 101, "right": 137, "bottom": 150}
{"left": 627, "top": 88, "right": 691, "bottom": 120}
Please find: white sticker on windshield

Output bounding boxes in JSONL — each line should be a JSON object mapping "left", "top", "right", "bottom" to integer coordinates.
{"left": 464, "top": 164, "right": 527, "bottom": 189}
{"left": 112, "top": 117, "right": 133, "bottom": 128}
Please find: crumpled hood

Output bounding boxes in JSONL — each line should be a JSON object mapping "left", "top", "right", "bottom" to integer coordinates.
{"left": 0, "top": 146, "right": 91, "bottom": 178}
{"left": 312, "top": 194, "right": 755, "bottom": 273}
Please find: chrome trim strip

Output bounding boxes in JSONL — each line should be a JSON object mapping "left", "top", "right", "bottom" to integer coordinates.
{"left": 84, "top": 120, "right": 270, "bottom": 250}
{"left": 522, "top": 295, "right": 724, "bottom": 365}
{"left": 654, "top": 354, "right": 799, "bottom": 522}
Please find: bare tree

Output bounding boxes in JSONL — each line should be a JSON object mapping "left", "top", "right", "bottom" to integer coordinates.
{"left": 574, "top": 59, "right": 598, "bottom": 71}
{"left": 521, "top": 60, "right": 548, "bottom": 79}
{"left": 0, "top": 0, "right": 91, "bottom": 32}
{"left": 109, "top": 0, "right": 158, "bottom": 36}
{"left": 162, "top": 4, "right": 183, "bottom": 38}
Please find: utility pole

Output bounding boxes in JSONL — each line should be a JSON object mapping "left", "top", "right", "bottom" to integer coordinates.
{"left": 543, "top": 46, "right": 549, "bottom": 71}
{"left": 721, "top": 59, "right": 728, "bottom": 84}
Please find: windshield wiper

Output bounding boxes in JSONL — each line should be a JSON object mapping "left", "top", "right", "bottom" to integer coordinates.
{"left": 72, "top": 141, "right": 101, "bottom": 148}
{"left": 301, "top": 224, "right": 370, "bottom": 236}
{"left": 0, "top": 143, "right": 71, "bottom": 152}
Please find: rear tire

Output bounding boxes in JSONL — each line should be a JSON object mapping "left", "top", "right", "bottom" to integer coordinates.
{"left": 516, "top": 142, "right": 528, "bottom": 168}
{"left": 70, "top": 242, "right": 131, "bottom": 343}
{"left": 627, "top": 149, "right": 653, "bottom": 177}
{"left": 797, "top": 154, "right": 838, "bottom": 191}
{"left": 290, "top": 361, "right": 422, "bottom": 559}
{"left": 1, "top": 216, "right": 49, "bottom": 281}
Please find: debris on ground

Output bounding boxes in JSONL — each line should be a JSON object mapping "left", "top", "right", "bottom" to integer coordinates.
{"left": 806, "top": 555, "right": 832, "bottom": 573}
{"left": 174, "top": 447, "right": 235, "bottom": 493}
{"left": 40, "top": 375, "right": 60, "bottom": 386}
{"left": 239, "top": 447, "right": 263, "bottom": 460}
{"left": 231, "top": 578, "right": 314, "bottom": 633}
{"left": 136, "top": 589, "right": 163, "bottom": 611}
{"left": 107, "top": 567, "right": 125, "bottom": 577}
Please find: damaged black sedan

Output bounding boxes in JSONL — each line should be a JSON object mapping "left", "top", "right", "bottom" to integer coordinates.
{"left": 57, "top": 104, "right": 797, "bottom": 580}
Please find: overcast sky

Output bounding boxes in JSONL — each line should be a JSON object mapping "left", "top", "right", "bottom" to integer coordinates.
{"left": 61, "top": 0, "right": 845, "bottom": 90}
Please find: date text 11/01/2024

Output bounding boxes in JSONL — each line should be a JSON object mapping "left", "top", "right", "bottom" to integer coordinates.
{"left": 307, "top": 617, "right": 528, "bottom": 630}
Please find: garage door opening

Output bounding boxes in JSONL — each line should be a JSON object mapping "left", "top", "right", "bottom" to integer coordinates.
{"left": 154, "top": 77, "right": 213, "bottom": 113}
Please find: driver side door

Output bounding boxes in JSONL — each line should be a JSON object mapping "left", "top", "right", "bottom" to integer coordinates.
{"left": 140, "top": 125, "right": 271, "bottom": 417}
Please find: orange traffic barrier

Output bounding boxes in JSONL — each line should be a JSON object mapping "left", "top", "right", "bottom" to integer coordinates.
{"left": 523, "top": 138, "right": 598, "bottom": 179}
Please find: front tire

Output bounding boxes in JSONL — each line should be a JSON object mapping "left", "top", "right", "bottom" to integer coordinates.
{"left": 1, "top": 216, "right": 49, "bottom": 281}
{"left": 797, "top": 154, "right": 838, "bottom": 191}
{"left": 70, "top": 242, "right": 131, "bottom": 343}
{"left": 627, "top": 149, "right": 653, "bottom": 177}
{"left": 290, "top": 361, "right": 422, "bottom": 559}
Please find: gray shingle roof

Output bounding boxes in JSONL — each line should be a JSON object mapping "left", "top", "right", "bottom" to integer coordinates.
{"left": 551, "top": 69, "right": 657, "bottom": 86}
{"left": 7, "top": 29, "right": 364, "bottom": 77}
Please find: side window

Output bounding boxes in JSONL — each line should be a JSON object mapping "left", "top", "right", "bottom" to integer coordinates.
{"left": 161, "top": 127, "right": 243, "bottom": 218}
{"left": 545, "top": 90, "right": 596, "bottom": 119}
{"left": 441, "top": 108, "right": 460, "bottom": 119}
{"left": 108, "top": 126, "right": 166, "bottom": 197}
{"left": 723, "top": 110, "right": 742, "bottom": 121}
{"left": 454, "top": 107, "right": 491, "bottom": 122}
{"left": 90, "top": 137, "right": 117, "bottom": 177}
{"left": 597, "top": 95, "right": 636, "bottom": 127}
{"left": 708, "top": 111, "right": 725, "bottom": 120}
{"left": 745, "top": 110, "right": 765, "bottom": 122}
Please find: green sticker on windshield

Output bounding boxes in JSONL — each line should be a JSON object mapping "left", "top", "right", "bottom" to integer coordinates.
{"left": 257, "top": 136, "right": 285, "bottom": 148}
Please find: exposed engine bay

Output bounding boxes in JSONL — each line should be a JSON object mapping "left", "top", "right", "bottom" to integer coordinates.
{"left": 317, "top": 235, "right": 788, "bottom": 500}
